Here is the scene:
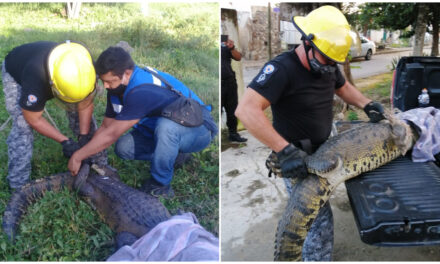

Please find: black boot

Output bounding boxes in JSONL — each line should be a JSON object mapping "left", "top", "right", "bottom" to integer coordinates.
{"left": 141, "top": 178, "right": 175, "bottom": 199}
{"left": 229, "top": 132, "right": 247, "bottom": 143}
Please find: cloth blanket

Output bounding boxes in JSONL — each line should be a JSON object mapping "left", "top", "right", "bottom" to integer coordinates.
{"left": 397, "top": 107, "right": 440, "bottom": 162}
{"left": 107, "top": 212, "right": 219, "bottom": 261}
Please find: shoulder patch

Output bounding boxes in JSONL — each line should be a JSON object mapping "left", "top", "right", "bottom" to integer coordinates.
{"left": 263, "top": 64, "right": 275, "bottom": 74}
{"left": 255, "top": 63, "right": 278, "bottom": 86}
{"left": 26, "top": 94, "right": 38, "bottom": 106}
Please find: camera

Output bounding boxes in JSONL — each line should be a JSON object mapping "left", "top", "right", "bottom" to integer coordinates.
{"left": 221, "top": 34, "right": 228, "bottom": 47}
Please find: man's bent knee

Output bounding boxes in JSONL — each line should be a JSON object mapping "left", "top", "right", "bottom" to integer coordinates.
{"left": 115, "top": 133, "right": 135, "bottom": 160}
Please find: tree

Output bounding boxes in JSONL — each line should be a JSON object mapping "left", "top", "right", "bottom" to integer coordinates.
{"left": 344, "top": 3, "right": 381, "bottom": 36}
{"left": 66, "top": 2, "right": 81, "bottom": 19}
{"left": 351, "top": 3, "right": 416, "bottom": 41}
{"left": 413, "top": 3, "right": 429, "bottom": 56}
{"left": 428, "top": 4, "right": 440, "bottom": 56}
{"left": 352, "top": 3, "right": 438, "bottom": 56}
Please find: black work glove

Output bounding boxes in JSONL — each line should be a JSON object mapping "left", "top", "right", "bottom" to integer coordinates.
{"left": 276, "top": 143, "right": 308, "bottom": 179}
{"left": 78, "top": 133, "right": 93, "bottom": 147}
{"left": 363, "top": 101, "right": 385, "bottom": 123}
{"left": 61, "top": 138, "right": 80, "bottom": 158}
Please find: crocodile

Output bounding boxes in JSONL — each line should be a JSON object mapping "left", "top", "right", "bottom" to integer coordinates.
{"left": 271, "top": 117, "right": 417, "bottom": 261}
{"left": 2, "top": 163, "right": 171, "bottom": 248}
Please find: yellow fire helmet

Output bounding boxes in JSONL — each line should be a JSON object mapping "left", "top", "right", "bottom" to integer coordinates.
{"left": 292, "top": 5, "right": 352, "bottom": 63}
{"left": 48, "top": 41, "right": 96, "bottom": 104}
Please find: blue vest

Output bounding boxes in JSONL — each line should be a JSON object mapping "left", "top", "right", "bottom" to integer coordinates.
{"left": 110, "top": 65, "right": 210, "bottom": 137}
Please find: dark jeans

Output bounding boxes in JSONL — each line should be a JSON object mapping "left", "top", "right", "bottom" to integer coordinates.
{"left": 115, "top": 117, "right": 212, "bottom": 186}
{"left": 221, "top": 77, "right": 238, "bottom": 134}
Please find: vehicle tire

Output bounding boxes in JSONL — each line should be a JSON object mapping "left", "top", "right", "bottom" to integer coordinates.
{"left": 365, "top": 49, "right": 372, "bottom": 60}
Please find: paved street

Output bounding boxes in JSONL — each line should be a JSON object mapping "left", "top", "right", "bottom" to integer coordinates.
{"left": 351, "top": 47, "right": 432, "bottom": 79}
{"left": 241, "top": 47, "right": 433, "bottom": 86}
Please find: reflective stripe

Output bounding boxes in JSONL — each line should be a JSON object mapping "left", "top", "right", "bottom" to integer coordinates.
{"left": 152, "top": 75, "right": 162, "bottom": 86}
{"left": 146, "top": 66, "right": 162, "bottom": 86}
{"left": 112, "top": 103, "right": 123, "bottom": 114}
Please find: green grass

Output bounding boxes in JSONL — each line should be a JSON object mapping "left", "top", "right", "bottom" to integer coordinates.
{"left": 361, "top": 72, "right": 393, "bottom": 100}
{"left": 0, "top": 3, "right": 218, "bottom": 261}
{"left": 347, "top": 110, "right": 359, "bottom": 121}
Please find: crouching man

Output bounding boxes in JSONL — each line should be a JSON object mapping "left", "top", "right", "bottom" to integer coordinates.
{"left": 68, "top": 47, "right": 217, "bottom": 198}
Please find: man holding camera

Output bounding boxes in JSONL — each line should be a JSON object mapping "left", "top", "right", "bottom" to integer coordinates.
{"left": 221, "top": 35, "right": 247, "bottom": 143}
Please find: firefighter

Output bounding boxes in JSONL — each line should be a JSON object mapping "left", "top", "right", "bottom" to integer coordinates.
{"left": 2, "top": 41, "right": 106, "bottom": 190}
{"left": 235, "top": 6, "right": 384, "bottom": 260}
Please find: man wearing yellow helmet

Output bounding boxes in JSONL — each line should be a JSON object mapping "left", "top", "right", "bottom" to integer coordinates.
{"left": 235, "top": 5, "right": 385, "bottom": 261}
{"left": 1, "top": 41, "right": 107, "bottom": 190}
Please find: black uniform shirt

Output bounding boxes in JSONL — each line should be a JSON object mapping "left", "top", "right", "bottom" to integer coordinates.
{"left": 221, "top": 45, "right": 235, "bottom": 80}
{"left": 248, "top": 49, "right": 346, "bottom": 146}
{"left": 5, "top": 41, "right": 58, "bottom": 112}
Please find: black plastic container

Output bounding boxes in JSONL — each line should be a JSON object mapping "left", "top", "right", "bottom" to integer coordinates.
{"left": 392, "top": 56, "right": 440, "bottom": 110}
{"left": 346, "top": 156, "right": 440, "bottom": 246}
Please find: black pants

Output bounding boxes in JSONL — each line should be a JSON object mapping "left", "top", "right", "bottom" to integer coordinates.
{"left": 221, "top": 77, "right": 239, "bottom": 134}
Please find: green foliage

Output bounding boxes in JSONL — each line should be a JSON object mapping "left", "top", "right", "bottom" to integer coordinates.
{"left": 347, "top": 111, "right": 359, "bottom": 121}
{"left": 361, "top": 3, "right": 416, "bottom": 31}
{"left": 0, "top": 3, "right": 218, "bottom": 261}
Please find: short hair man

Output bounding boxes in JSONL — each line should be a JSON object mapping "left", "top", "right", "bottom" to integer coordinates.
{"left": 68, "top": 47, "right": 217, "bottom": 198}
{"left": 2, "top": 41, "right": 106, "bottom": 190}
{"left": 235, "top": 6, "right": 384, "bottom": 261}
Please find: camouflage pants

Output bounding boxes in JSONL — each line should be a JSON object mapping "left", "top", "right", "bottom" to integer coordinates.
{"left": 2, "top": 62, "right": 107, "bottom": 189}
{"left": 284, "top": 178, "right": 334, "bottom": 261}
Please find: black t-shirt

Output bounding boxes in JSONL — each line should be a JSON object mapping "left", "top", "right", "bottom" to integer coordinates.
{"left": 248, "top": 49, "right": 346, "bottom": 146}
{"left": 5, "top": 41, "right": 58, "bottom": 112}
{"left": 105, "top": 84, "right": 179, "bottom": 121}
{"left": 221, "top": 46, "right": 235, "bottom": 80}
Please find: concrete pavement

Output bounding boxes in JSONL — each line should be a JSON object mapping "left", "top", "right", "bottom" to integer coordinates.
{"left": 220, "top": 131, "right": 440, "bottom": 261}
{"left": 221, "top": 131, "right": 288, "bottom": 261}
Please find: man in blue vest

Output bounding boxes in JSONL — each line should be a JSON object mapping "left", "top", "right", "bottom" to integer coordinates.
{"left": 68, "top": 47, "right": 217, "bottom": 198}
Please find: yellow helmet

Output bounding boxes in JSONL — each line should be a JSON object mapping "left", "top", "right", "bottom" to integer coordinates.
{"left": 293, "top": 5, "right": 352, "bottom": 63}
{"left": 48, "top": 41, "right": 96, "bottom": 103}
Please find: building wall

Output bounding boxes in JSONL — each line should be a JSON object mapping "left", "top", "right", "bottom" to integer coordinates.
{"left": 221, "top": 8, "right": 245, "bottom": 104}
{"left": 237, "top": 5, "right": 282, "bottom": 60}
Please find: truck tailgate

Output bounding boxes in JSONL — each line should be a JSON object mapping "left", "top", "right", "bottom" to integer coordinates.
{"left": 345, "top": 155, "right": 440, "bottom": 246}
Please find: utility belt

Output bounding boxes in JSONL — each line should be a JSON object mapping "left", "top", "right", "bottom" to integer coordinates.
{"left": 142, "top": 67, "right": 218, "bottom": 138}
{"left": 292, "top": 139, "right": 320, "bottom": 155}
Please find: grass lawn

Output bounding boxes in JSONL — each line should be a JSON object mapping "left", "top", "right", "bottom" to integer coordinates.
{"left": 345, "top": 72, "right": 393, "bottom": 121}
{"left": 0, "top": 3, "right": 219, "bottom": 261}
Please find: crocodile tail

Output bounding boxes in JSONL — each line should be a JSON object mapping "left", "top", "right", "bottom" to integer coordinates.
{"left": 2, "top": 172, "right": 74, "bottom": 242}
{"left": 274, "top": 174, "right": 331, "bottom": 261}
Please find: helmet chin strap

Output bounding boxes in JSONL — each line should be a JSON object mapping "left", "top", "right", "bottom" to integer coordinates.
{"left": 302, "top": 35, "right": 337, "bottom": 77}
